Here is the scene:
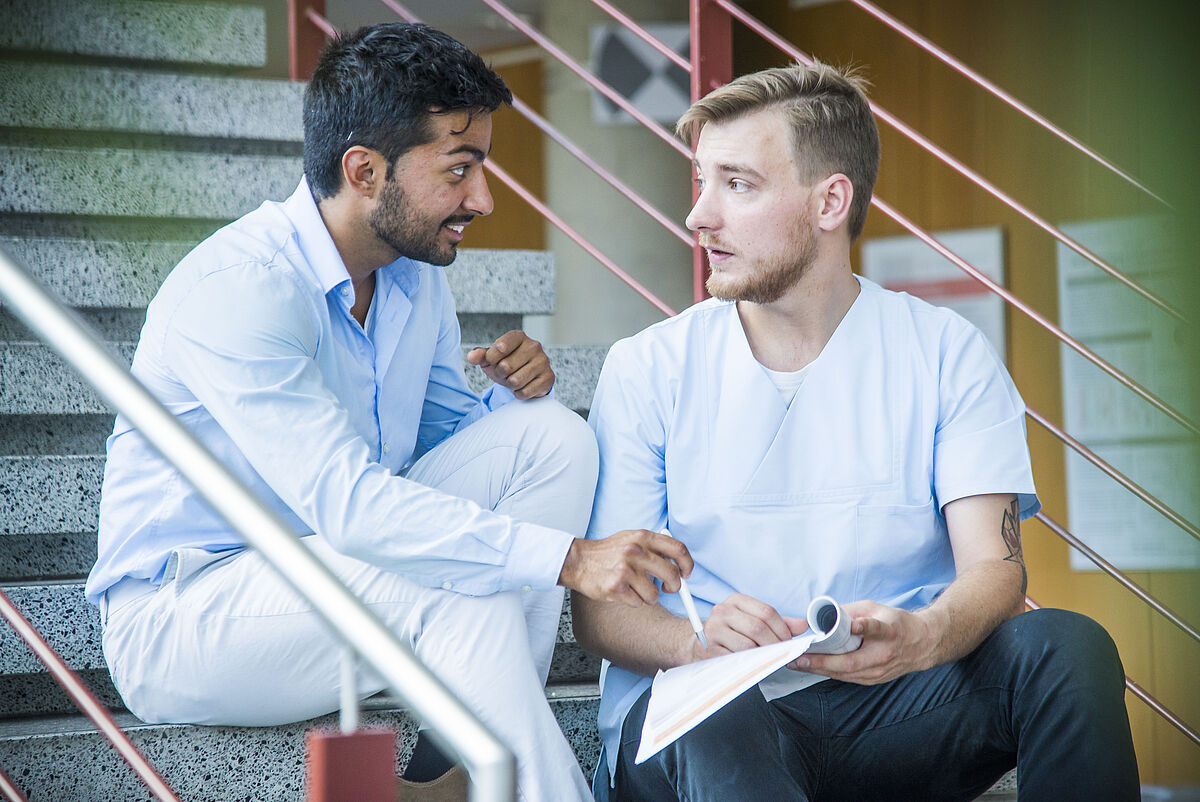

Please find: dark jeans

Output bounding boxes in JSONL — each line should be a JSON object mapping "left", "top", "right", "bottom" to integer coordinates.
{"left": 613, "top": 609, "right": 1138, "bottom": 802}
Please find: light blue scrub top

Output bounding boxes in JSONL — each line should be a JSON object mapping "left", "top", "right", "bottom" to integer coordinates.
{"left": 584, "top": 277, "right": 1040, "bottom": 788}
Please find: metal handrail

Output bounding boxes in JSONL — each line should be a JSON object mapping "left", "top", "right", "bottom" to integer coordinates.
{"left": 1032, "top": 513, "right": 1200, "bottom": 645}
{"left": 0, "top": 764, "right": 29, "bottom": 802}
{"left": 713, "top": 0, "right": 1185, "bottom": 323}
{"left": 843, "top": 0, "right": 1170, "bottom": 207}
{"left": 0, "top": 247, "right": 516, "bottom": 802}
{"left": 1025, "top": 407, "right": 1200, "bottom": 544}
{"left": 0, "top": 588, "right": 180, "bottom": 801}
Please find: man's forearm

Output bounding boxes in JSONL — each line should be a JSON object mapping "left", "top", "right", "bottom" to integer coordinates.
{"left": 572, "top": 593, "right": 696, "bottom": 677}
{"left": 915, "top": 558, "right": 1025, "bottom": 670}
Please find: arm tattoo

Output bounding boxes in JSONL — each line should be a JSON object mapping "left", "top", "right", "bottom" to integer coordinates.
{"left": 1001, "top": 498, "right": 1028, "bottom": 593}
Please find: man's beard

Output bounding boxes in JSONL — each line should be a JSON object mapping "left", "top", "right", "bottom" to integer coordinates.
{"left": 368, "top": 178, "right": 465, "bottom": 267}
{"left": 705, "top": 223, "right": 818, "bottom": 304}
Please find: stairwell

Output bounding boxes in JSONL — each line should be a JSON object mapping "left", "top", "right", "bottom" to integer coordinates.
{"left": 0, "top": 0, "right": 607, "bottom": 797}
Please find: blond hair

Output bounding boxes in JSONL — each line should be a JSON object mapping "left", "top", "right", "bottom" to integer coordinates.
{"left": 677, "top": 62, "right": 880, "bottom": 241}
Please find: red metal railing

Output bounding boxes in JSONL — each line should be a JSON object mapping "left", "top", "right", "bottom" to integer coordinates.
{"left": 0, "top": 765, "right": 29, "bottom": 802}
{"left": 712, "top": 0, "right": 1183, "bottom": 324}
{"left": 842, "top": 0, "right": 1171, "bottom": 208}
{"left": 0, "top": 589, "right": 180, "bottom": 801}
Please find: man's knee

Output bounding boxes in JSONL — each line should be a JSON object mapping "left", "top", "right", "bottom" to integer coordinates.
{"left": 992, "top": 608, "right": 1125, "bottom": 693}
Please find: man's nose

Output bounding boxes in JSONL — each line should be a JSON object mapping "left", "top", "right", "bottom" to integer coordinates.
{"left": 464, "top": 170, "right": 494, "bottom": 217}
{"left": 685, "top": 189, "right": 715, "bottom": 232}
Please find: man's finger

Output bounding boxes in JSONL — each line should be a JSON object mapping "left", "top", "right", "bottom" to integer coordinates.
{"left": 648, "top": 531, "right": 693, "bottom": 576}
{"left": 465, "top": 346, "right": 487, "bottom": 365}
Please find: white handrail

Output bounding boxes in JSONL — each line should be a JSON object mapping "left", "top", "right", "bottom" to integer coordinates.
{"left": 0, "top": 246, "right": 515, "bottom": 802}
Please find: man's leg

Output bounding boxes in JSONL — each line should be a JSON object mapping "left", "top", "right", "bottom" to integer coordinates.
{"left": 785, "top": 608, "right": 1138, "bottom": 802}
{"left": 405, "top": 396, "right": 599, "bottom": 683}
{"left": 613, "top": 683, "right": 820, "bottom": 802}
{"left": 103, "top": 537, "right": 593, "bottom": 802}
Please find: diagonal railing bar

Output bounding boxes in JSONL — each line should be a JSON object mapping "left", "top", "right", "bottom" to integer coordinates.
{"left": 485, "top": 159, "right": 678, "bottom": 316}
{"left": 340, "top": 5, "right": 682, "bottom": 312}
{"left": 871, "top": 203, "right": 1196, "bottom": 435}
{"left": 509, "top": 95, "right": 693, "bottom": 245}
{"left": 0, "top": 589, "right": 181, "bottom": 802}
{"left": 843, "top": 0, "right": 1170, "bottom": 208}
{"left": 474, "top": 0, "right": 692, "bottom": 158}
{"left": 321, "top": 5, "right": 692, "bottom": 246}
{"left": 1032, "top": 512, "right": 1199, "bottom": 645}
{"left": 0, "top": 765, "right": 29, "bottom": 802}
{"left": 712, "top": 0, "right": 1185, "bottom": 323}
{"left": 586, "top": 0, "right": 692, "bottom": 72}
{"left": 305, "top": 5, "right": 337, "bottom": 37}
{"left": 379, "top": 0, "right": 689, "bottom": 156}
{"left": 1026, "top": 406, "right": 1200, "bottom": 545}
{"left": 1024, "top": 596, "right": 1200, "bottom": 748}
{"left": 872, "top": 195, "right": 1198, "bottom": 435}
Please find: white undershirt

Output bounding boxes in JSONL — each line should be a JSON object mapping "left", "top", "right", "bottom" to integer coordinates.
{"left": 761, "top": 362, "right": 813, "bottom": 401}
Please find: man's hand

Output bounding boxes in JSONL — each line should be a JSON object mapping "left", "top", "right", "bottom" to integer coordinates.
{"left": 466, "top": 330, "right": 554, "bottom": 400}
{"left": 789, "top": 600, "right": 936, "bottom": 684}
{"left": 560, "top": 530, "right": 692, "bottom": 607}
{"left": 692, "top": 593, "right": 808, "bottom": 664}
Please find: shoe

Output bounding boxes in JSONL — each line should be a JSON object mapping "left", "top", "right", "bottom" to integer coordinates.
{"left": 396, "top": 765, "right": 468, "bottom": 801}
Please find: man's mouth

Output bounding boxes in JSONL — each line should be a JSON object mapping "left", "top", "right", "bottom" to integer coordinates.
{"left": 703, "top": 245, "right": 734, "bottom": 264}
{"left": 443, "top": 218, "right": 472, "bottom": 241}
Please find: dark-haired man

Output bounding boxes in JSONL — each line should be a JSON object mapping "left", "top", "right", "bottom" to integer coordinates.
{"left": 87, "top": 23, "right": 688, "bottom": 800}
{"left": 575, "top": 62, "right": 1139, "bottom": 801}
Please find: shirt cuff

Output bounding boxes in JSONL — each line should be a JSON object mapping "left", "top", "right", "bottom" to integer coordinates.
{"left": 502, "top": 521, "right": 576, "bottom": 592}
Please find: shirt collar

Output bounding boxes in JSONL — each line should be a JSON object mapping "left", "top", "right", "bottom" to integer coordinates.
{"left": 281, "top": 176, "right": 422, "bottom": 300}
{"left": 281, "top": 177, "right": 355, "bottom": 296}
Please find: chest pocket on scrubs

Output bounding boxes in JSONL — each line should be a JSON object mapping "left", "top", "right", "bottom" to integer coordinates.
{"left": 854, "top": 500, "right": 955, "bottom": 607}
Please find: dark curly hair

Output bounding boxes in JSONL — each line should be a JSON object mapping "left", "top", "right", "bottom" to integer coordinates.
{"left": 303, "top": 22, "right": 512, "bottom": 200}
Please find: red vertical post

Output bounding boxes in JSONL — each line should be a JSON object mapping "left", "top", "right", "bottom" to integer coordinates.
{"left": 288, "top": 0, "right": 327, "bottom": 82}
{"left": 688, "top": 0, "right": 732, "bottom": 303}
{"left": 305, "top": 729, "right": 397, "bottom": 802}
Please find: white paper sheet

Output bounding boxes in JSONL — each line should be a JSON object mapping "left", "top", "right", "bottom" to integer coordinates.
{"left": 635, "top": 596, "right": 861, "bottom": 764}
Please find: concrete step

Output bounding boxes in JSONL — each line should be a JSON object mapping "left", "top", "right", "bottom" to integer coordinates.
{"left": 0, "top": 691, "right": 602, "bottom": 802}
{"left": 0, "top": 61, "right": 302, "bottom": 142}
{"left": 0, "top": 342, "right": 605, "bottom": 417}
{"left": 0, "top": 236, "right": 553, "bottom": 315}
{"left": 0, "top": 145, "right": 301, "bottom": 220}
{"left": 0, "top": 0, "right": 267, "bottom": 68}
{"left": 0, "top": 582, "right": 596, "bottom": 700}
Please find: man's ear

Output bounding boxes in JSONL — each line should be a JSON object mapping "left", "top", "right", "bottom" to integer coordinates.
{"left": 814, "top": 173, "right": 854, "bottom": 233}
{"left": 340, "top": 146, "right": 384, "bottom": 198}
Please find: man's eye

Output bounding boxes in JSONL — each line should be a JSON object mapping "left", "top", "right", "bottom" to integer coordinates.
{"left": 694, "top": 178, "right": 706, "bottom": 191}
{"left": 450, "top": 165, "right": 467, "bottom": 177}
{"left": 730, "top": 179, "right": 749, "bottom": 191}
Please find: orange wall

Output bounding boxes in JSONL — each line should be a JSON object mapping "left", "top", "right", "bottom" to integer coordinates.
{"left": 468, "top": 55, "right": 546, "bottom": 250}
{"left": 740, "top": 0, "right": 1200, "bottom": 784}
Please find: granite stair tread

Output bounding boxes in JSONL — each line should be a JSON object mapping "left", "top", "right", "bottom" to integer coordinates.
{"left": 0, "top": 0, "right": 268, "bottom": 68}
{"left": 0, "top": 694, "right": 602, "bottom": 802}
{"left": 0, "top": 342, "right": 605, "bottom": 417}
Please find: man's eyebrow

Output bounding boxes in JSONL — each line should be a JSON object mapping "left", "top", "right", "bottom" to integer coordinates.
{"left": 694, "top": 159, "right": 765, "bottom": 181}
{"left": 445, "top": 144, "right": 489, "bottom": 162}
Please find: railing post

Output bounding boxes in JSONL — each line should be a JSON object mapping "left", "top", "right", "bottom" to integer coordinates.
{"left": 689, "top": 0, "right": 731, "bottom": 303}
{"left": 288, "top": 0, "right": 327, "bottom": 81}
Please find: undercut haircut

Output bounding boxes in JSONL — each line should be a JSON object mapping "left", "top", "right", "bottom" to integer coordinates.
{"left": 677, "top": 61, "right": 881, "bottom": 242}
{"left": 303, "top": 22, "right": 512, "bottom": 200}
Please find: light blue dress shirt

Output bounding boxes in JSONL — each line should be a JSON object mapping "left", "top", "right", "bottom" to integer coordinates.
{"left": 584, "top": 277, "right": 1040, "bottom": 785}
{"left": 86, "top": 179, "right": 573, "bottom": 606}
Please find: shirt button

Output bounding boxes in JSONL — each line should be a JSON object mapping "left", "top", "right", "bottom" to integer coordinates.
{"left": 340, "top": 287, "right": 349, "bottom": 296}
{"left": 521, "top": 585, "right": 532, "bottom": 593}
{"left": 441, "top": 581, "right": 452, "bottom": 590}
{"left": 382, "top": 443, "right": 391, "bottom": 453}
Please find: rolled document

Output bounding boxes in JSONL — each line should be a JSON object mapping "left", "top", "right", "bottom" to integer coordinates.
{"left": 805, "top": 595, "right": 863, "bottom": 654}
